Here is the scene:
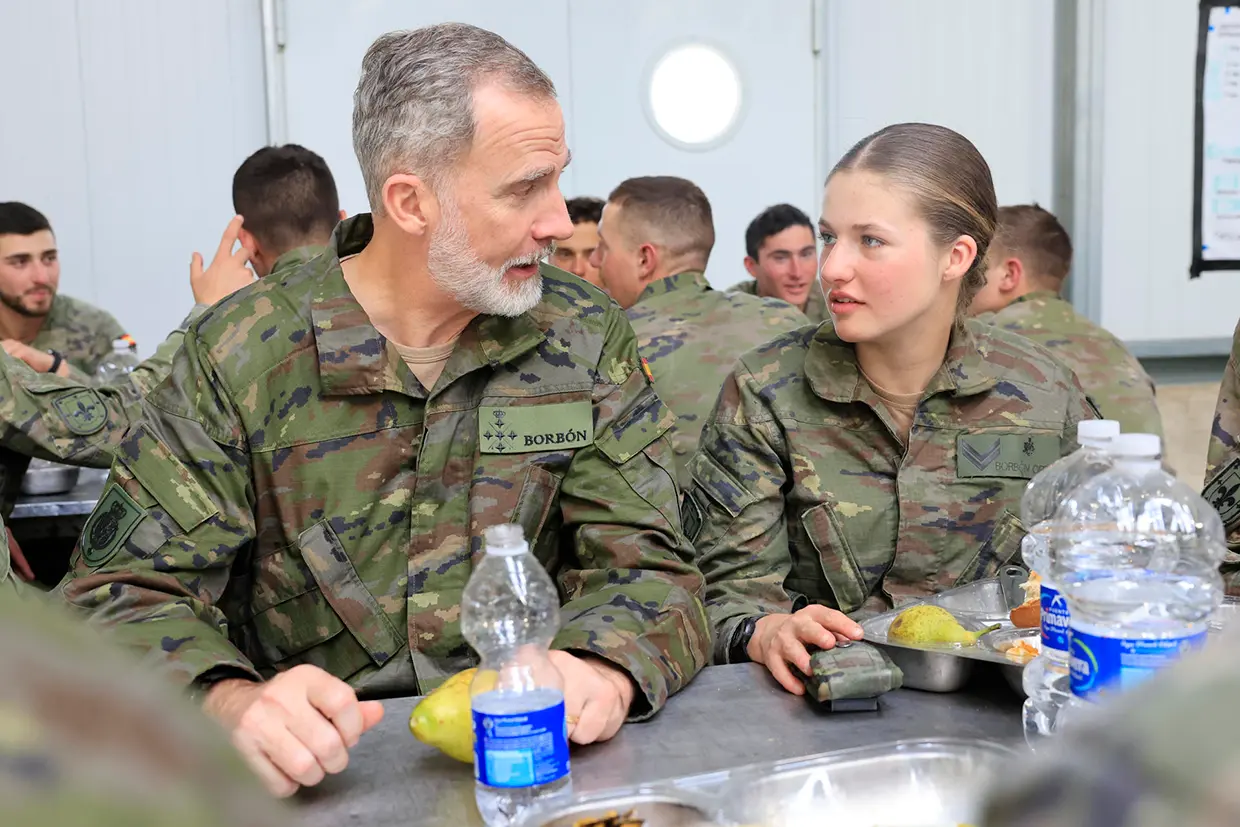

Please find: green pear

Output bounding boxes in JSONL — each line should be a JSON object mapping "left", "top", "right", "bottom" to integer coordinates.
{"left": 888, "top": 605, "right": 1000, "bottom": 646}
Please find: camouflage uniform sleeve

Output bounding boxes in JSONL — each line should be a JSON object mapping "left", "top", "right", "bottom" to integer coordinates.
{"left": 123, "top": 305, "right": 207, "bottom": 397}
{"left": 0, "top": 353, "right": 138, "bottom": 468}
{"left": 687, "top": 363, "right": 796, "bottom": 664}
{"left": 552, "top": 306, "right": 711, "bottom": 720}
{"left": 55, "top": 327, "right": 260, "bottom": 686}
{"left": 1204, "top": 323, "right": 1240, "bottom": 585}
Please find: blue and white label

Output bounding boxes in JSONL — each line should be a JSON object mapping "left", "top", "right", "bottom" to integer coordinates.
{"left": 472, "top": 701, "right": 569, "bottom": 789}
{"left": 1040, "top": 582, "right": 1070, "bottom": 654}
{"left": 1069, "top": 627, "right": 1208, "bottom": 700}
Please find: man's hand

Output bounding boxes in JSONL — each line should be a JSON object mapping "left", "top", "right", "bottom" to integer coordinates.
{"left": 1, "top": 340, "right": 68, "bottom": 376}
{"left": 548, "top": 650, "right": 635, "bottom": 745}
{"left": 203, "top": 664, "right": 384, "bottom": 798}
{"left": 748, "top": 606, "right": 865, "bottom": 695}
{"left": 190, "top": 215, "right": 255, "bottom": 306}
{"left": 6, "top": 527, "right": 34, "bottom": 582}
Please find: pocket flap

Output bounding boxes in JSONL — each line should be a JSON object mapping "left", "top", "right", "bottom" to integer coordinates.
{"left": 297, "top": 521, "right": 404, "bottom": 667}
{"left": 122, "top": 423, "right": 216, "bottom": 533}
{"left": 801, "top": 502, "right": 869, "bottom": 614}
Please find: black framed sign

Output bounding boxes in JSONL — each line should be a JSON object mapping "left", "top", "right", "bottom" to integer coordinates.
{"left": 1192, "top": 2, "right": 1240, "bottom": 278}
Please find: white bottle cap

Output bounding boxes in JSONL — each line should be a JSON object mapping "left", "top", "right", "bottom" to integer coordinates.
{"left": 1110, "top": 433, "right": 1160, "bottom": 460}
{"left": 484, "top": 523, "right": 529, "bottom": 556}
{"left": 1077, "top": 420, "right": 1119, "bottom": 445}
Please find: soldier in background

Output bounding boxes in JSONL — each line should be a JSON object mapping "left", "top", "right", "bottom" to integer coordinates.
{"left": 591, "top": 176, "right": 805, "bottom": 484}
{"left": 550, "top": 195, "right": 606, "bottom": 289}
{"left": 690, "top": 124, "right": 1096, "bottom": 695}
{"left": 970, "top": 204, "right": 1162, "bottom": 439}
{"left": 732, "top": 203, "right": 828, "bottom": 324}
{"left": 1204, "top": 319, "right": 1240, "bottom": 555}
{"left": 0, "top": 202, "right": 129, "bottom": 382}
{"left": 58, "top": 23, "right": 709, "bottom": 798}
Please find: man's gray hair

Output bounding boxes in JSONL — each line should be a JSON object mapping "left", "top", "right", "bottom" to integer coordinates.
{"left": 352, "top": 23, "right": 556, "bottom": 214}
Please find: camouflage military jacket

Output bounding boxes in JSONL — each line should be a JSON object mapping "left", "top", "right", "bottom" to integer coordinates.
{"left": 1202, "top": 319, "right": 1240, "bottom": 585}
{"left": 728, "top": 277, "right": 829, "bottom": 325}
{"left": 132, "top": 245, "right": 328, "bottom": 397}
{"left": 627, "top": 271, "right": 805, "bottom": 486}
{"left": 688, "top": 319, "right": 1095, "bottom": 660}
{"left": 30, "top": 293, "right": 128, "bottom": 380}
{"left": 981, "top": 290, "right": 1162, "bottom": 439}
{"left": 59, "top": 215, "right": 709, "bottom": 716}
{"left": 0, "top": 248, "right": 331, "bottom": 516}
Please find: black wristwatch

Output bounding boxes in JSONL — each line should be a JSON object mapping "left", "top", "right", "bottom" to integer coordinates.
{"left": 45, "top": 349, "right": 63, "bottom": 374}
{"left": 727, "top": 615, "right": 760, "bottom": 664}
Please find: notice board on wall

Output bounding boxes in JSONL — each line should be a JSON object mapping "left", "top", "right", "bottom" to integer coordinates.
{"left": 1193, "top": 2, "right": 1240, "bottom": 276}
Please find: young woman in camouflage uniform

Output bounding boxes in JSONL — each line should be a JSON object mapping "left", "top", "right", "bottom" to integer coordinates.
{"left": 687, "top": 123, "right": 1097, "bottom": 694}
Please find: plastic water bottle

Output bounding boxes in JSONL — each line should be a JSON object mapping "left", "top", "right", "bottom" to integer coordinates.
{"left": 1051, "top": 433, "right": 1225, "bottom": 725}
{"left": 95, "top": 335, "right": 141, "bottom": 382}
{"left": 461, "top": 524, "right": 571, "bottom": 826}
{"left": 1019, "top": 419, "right": 1119, "bottom": 746}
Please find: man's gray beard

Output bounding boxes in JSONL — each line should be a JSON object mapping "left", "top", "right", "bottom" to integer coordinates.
{"left": 427, "top": 197, "right": 550, "bottom": 318}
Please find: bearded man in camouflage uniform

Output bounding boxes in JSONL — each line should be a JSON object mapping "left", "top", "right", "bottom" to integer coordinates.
{"left": 57, "top": 23, "right": 709, "bottom": 797}
{"left": 591, "top": 176, "right": 806, "bottom": 485}
{"left": 970, "top": 204, "right": 1162, "bottom": 439}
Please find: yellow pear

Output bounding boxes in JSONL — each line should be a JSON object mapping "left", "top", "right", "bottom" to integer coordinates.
{"left": 888, "top": 605, "right": 1000, "bottom": 646}
{"left": 409, "top": 668, "right": 489, "bottom": 764}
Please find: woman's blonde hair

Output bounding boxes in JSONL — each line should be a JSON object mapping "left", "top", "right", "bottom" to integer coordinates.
{"left": 829, "top": 123, "right": 998, "bottom": 324}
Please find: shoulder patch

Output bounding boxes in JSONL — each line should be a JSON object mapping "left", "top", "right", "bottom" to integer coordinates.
{"left": 1204, "top": 457, "right": 1240, "bottom": 530}
{"left": 52, "top": 389, "right": 108, "bottom": 436}
{"left": 81, "top": 483, "right": 144, "bottom": 568}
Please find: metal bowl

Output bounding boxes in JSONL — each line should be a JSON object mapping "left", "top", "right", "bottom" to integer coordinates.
{"left": 981, "top": 627, "right": 1041, "bottom": 695}
{"left": 20, "top": 460, "right": 80, "bottom": 496}
{"left": 725, "top": 738, "right": 1017, "bottom": 827}
{"left": 517, "top": 792, "right": 722, "bottom": 827}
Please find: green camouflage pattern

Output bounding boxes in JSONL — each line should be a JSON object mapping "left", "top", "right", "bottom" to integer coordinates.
{"left": 1202, "top": 319, "right": 1240, "bottom": 591}
{"left": 804, "top": 641, "right": 902, "bottom": 702}
{"left": 626, "top": 271, "right": 805, "bottom": 485}
{"left": 981, "top": 628, "right": 1240, "bottom": 827}
{"left": 979, "top": 290, "right": 1162, "bottom": 439}
{"left": 57, "top": 214, "right": 710, "bottom": 719}
{"left": 729, "top": 277, "right": 829, "bottom": 325}
{"left": 131, "top": 246, "right": 328, "bottom": 398}
{"left": 0, "top": 589, "right": 293, "bottom": 827}
{"left": 688, "top": 318, "right": 1096, "bottom": 661}
{"left": 30, "top": 293, "right": 128, "bottom": 381}
{"left": 0, "top": 248, "right": 330, "bottom": 518}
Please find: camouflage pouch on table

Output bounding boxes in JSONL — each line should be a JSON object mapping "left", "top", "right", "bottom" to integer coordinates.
{"left": 804, "top": 641, "right": 903, "bottom": 703}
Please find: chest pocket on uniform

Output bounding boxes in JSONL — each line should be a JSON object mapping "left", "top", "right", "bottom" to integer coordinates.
{"left": 511, "top": 465, "right": 564, "bottom": 568}
{"left": 954, "top": 509, "right": 1027, "bottom": 585}
{"left": 247, "top": 520, "right": 403, "bottom": 678}
{"left": 796, "top": 502, "right": 869, "bottom": 614}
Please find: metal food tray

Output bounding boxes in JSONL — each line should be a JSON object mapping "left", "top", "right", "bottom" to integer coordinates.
{"left": 860, "top": 570, "right": 1030, "bottom": 693}
{"left": 519, "top": 738, "right": 1018, "bottom": 827}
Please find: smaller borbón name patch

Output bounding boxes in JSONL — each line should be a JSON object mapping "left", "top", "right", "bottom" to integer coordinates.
{"left": 479, "top": 402, "right": 593, "bottom": 454}
{"left": 957, "top": 433, "right": 1061, "bottom": 479}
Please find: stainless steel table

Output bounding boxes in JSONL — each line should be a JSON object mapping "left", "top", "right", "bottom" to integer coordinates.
{"left": 299, "top": 662, "right": 1025, "bottom": 827}
{"left": 10, "top": 468, "right": 108, "bottom": 519}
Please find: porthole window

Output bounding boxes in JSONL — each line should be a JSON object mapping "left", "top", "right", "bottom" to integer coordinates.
{"left": 646, "top": 43, "right": 744, "bottom": 150}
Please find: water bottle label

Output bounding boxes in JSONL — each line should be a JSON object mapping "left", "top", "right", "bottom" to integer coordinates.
{"left": 1040, "top": 583, "right": 1070, "bottom": 653}
{"left": 472, "top": 701, "right": 569, "bottom": 789}
{"left": 1069, "top": 628, "right": 1207, "bottom": 699}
